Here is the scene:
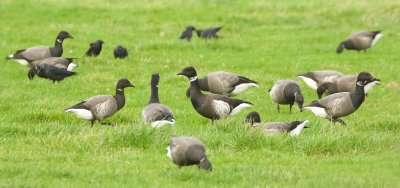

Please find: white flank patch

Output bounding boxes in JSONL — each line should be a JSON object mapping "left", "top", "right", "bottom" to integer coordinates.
{"left": 212, "top": 100, "right": 231, "bottom": 118}
{"left": 65, "top": 109, "right": 93, "bottom": 120}
{"left": 371, "top": 33, "right": 383, "bottom": 46}
{"left": 230, "top": 103, "right": 252, "bottom": 116}
{"left": 303, "top": 107, "right": 328, "bottom": 118}
{"left": 364, "top": 81, "right": 380, "bottom": 94}
{"left": 298, "top": 76, "right": 318, "bottom": 90}
{"left": 166, "top": 146, "right": 172, "bottom": 160}
{"left": 67, "top": 63, "right": 77, "bottom": 71}
{"left": 289, "top": 120, "right": 309, "bottom": 136}
{"left": 231, "top": 83, "right": 259, "bottom": 96}
{"left": 151, "top": 119, "right": 175, "bottom": 128}
{"left": 13, "top": 59, "right": 30, "bottom": 66}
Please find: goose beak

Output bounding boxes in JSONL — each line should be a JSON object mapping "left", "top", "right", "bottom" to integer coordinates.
{"left": 177, "top": 72, "right": 183, "bottom": 76}
{"left": 304, "top": 126, "right": 310, "bottom": 128}
{"left": 128, "top": 83, "right": 135, "bottom": 87}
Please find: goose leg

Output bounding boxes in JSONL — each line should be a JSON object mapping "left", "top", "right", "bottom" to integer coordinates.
{"left": 289, "top": 104, "right": 293, "bottom": 113}
{"left": 276, "top": 104, "right": 280, "bottom": 113}
{"left": 336, "top": 119, "right": 347, "bottom": 125}
{"left": 90, "top": 120, "right": 95, "bottom": 127}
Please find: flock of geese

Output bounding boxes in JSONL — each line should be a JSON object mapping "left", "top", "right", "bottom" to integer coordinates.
{"left": 5, "top": 29, "right": 383, "bottom": 170}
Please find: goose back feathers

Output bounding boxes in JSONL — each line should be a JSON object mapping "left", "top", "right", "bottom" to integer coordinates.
{"left": 336, "top": 31, "right": 383, "bottom": 53}
{"left": 269, "top": 80, "right": 304, "bottom": 113}
{"left": 167, "top": 136, "right": 212, "bottom": 170}
{"left": 297, "top": 71, "right": 344, "bottom": 90}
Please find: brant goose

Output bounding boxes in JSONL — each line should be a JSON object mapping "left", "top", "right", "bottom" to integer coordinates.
{"left": 85, "top": 40, "right": 104, "bottom": 57}
{"left": 113, "top": 45, "right": 128, "bottom": 59}
{"left": 179, "top": 26, "right": 196, "bottom": 41}
{"left": 178, "top": 67, "right": 253, "bottom": 123}
{"left": 65, "top": 79, "right": 134, "bottom": 127}
{"left": 297, "top": 71, "right": 344, "bottom": 90}
{"left": 196, "top": 26, "right": 223, "bottom": 39}
{"left": 6, "top": 31, "right": 73, "bottom": 66}
{"left": 28, "top": 64, "right": 76, "bottom": 83}
{"left": 142, "top": 73, "right": 175, "bottom": 128}
{"left": 245, "top": 111, "right": 309, "bottom": 136}
{"left": 269, "top": 80, "right": 304, "bottom": 113}
{"left": 303, "top": 72, "right": 376, "bottom": 125}
{"left": 167, "top": 136, "right": 212, "bottom": 170}
{"left": 186, "top": 71, "right": 258, "bottom": 97}
{"left": 31, "top": 57, "right": 77, "bottom": 71}
{"left": 317, "top": 74, "right": 381, "bottom": 98}
{"left": 336, "top": 31, "right": 383, "bottom": 53}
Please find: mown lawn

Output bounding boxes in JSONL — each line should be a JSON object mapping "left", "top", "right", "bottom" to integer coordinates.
{"left": 0, "top": 0, "right": 399, "bottom": 187}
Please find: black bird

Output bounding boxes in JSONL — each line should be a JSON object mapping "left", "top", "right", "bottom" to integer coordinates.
{"left": 113, "top": 45, "right": 128, "bottom": 59}
{"left": 85, "top": 40, "right": 104, "bottom": 57}
{"left": 179, "top": 26, "right": 196, "bottom": 41}
{"left": 6, "top": 31, "right": 73, "bottom": 67}
{"left": 196, "top": 26, "right": 223, "bottom": 39}
{"left": 28, "top": 64, "right": 76, "bottom": 83}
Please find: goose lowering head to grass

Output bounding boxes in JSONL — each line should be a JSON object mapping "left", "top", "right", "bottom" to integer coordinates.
{"left": 142, "top": 73, "right": 175, "bottom": 128}
{"left": 303, "top": 72, "right": 376, "bottom": 125}
{"left": 167, "top": 136, "right": 212, "bottom": 171}
{"left": 244, "top": 111, "right": 310, "bottom": 136}
{"left": 178, "top": 66, "right": 253, "bottom": 124}
{"left": 64, "top": 79, "right": 134, "bottom": 127}
{"left": 269, "top": 80, "right": 304, "bottom": 113}
{"left": 297, "top": 70, "right": 344, "bottom": 90}
{"left": 336, "top": 31, "right": 383, "bottom": 53}
{"left": 6, "top": 31, "right": 73, "bottom": 66}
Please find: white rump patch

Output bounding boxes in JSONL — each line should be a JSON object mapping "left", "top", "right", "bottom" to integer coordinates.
{"left": 364, "top": 81, "right": 380, "bottom": 94}
{"left": 67, "top": 63, "right": 77, "bottom": 71}
{"left": 371, "top": 33, "right": 383, "bottom": 46}
{"left": 212, "top": 100, "right": 231, "bottom": 118}
{"left": 298, "top": 76, "right": 318, "bottom": 90}
{"left": 303, "top": 107, "right": 328, "bottom": 118}
{"left": 230, "top": 103, "right": 252, "bottom": 116}
{"left": 289, "top": 120, "right": 309, "bottom": 136}
{"left": 12, "top": 59, "right": 30, "bottom": 66}
{"left": 151, "top": 119, "right": 175, "bottom": 128}
{"left": 166, "top": 146, "right": 172, "bottom": 160}
{"left": 231, "top": 83, "right": 259, "bottom": 96}
{"left": 65, "top": 109, "right": 93, "bottom": 120}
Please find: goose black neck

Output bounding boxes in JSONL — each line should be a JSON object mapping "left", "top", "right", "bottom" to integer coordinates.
{"left": 115, "top": 87, "right": 126, "bottom": 110}
{"left": 148, "top": 84, "right": 160, "bottom": 104}
{"left": 50, "top": 37, "right": 64, "bottom": 57}
{"left": 351, "top": 83, "right": 366, "bottom": 109}
{"left": 198, "top": 77, "right": 209, "bottom": 91}
{"left": 189, "top": 77, "right": 204, "bottom": 96}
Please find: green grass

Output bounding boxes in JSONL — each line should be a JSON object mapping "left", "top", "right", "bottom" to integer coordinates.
{"left": 1, "top": 0, "right": 400, "bottom": 187}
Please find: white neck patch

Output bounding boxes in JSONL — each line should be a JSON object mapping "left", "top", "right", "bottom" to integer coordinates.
{"left": 189, "top": 76, "right": 198, "bottom": 82}
{"left": 117, "top": 88, "right": 123, "bottom": 91}
{"left": 294, "top": 92, "right": 298, "bottom": 96}
{"left": 356, "top": 81, "right": 364, "bottom": 86}
{"left": 57, "top": 39, "right": 62, "bottom": 43}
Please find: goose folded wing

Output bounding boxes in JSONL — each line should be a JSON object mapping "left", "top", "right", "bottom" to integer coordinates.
{"left": 143, "top": 104, "right": 174, "bottom": 122}
{"left": 19, "top": 46, "right": 51, "bottom": 61}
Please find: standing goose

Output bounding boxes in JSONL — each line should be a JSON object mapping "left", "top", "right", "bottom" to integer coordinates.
{"left": 85, "top": 40, "right": 104, "bottom": 57}
{"left": 142, "top": 73, "right": 175, "bottom": 128}
{"left": 303, "top": 72, "right": 376, "bottom": 125}
{"left": 336, "top": 31, "right": 383, "bottom": 53}
{"left": 297, "top": 71, "right": 344, "bottom": 90}
{"left": 31, "top": 57, "right": 77, "bottom": 71}
{"left": 178, "top": 67, "right": 253, "bottom": 123}
{"left": 167, "top": 136, "right": 212, "bottom": 170}
{"left": 269, "top": 80, "right": 304, "bottom": 113}
{"left": 28, "top": 64, "right": 76, "bottom": 83}
{"left": 244, "top": 111, "right": 310, "bottom": 136}
{"left": 317, "top": 74, "right": 381, "bottom": 99}
{"left": 196, "top": 26, "right": 223, "bottom": 39}
{"left": 6, "top": 31, "right": 73, "bottom": 66}
{"left": 65, "top": 79, "right": 134, "bottom": 127}
{"left": 186, "top": 71, "right": 258, "bottom": 97}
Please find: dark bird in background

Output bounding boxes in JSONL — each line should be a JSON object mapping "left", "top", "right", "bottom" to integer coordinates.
{"left": 6, "top": 31, "right": 73, "bottom": 67}
{"left": 113, "top": 45, "right": 128, "bottom": 59}
{"left": 85, "top": 40, "right": 104, "bottom": 57}
{"left": 179, "top": 26, "right": 196, "bottom": 41}
{"left": 196, "top": 26, "right": 223, "bottom": 39}
{"left": 28, "top": 64, "right": 76, "bottom": 83}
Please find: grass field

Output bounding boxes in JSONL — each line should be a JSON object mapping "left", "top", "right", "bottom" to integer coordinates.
{"left": 1, "top": 0, "right": 400, "bottom": 187}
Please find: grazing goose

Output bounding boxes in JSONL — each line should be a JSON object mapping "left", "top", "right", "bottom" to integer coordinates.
{"left": 297, "top": 71, "right": 344, "bottom": 90}
{"left": 113, "top": 45, "right": 128, "bottom": 59}
{"left": 196, "top": 26, "right": 223, "bottom": 39}
{"left": 317, "top": 74, "right": 381, "bottom": 98}
{"left": 186, "top": 71, "right": 258, "bottom": 97}
{"left": 303, "top": 72, "right": 376, "bottom": 125}
{"left": 31, "top": 57, "right": 77, "bottom": 71}
{"left": 336, "top": 31, "right": 383, "bottom": 53}
{"left": 167, "top": 136, "right": 212, "bottom": 170}
{"left": 179, "top": 26, "right": 196, "bottom": 41}
{"left": 6, "top": 31, "right": 73, "bottom": 66}
{"left": 244, "top": 111, "right": 309, "bottom": 136}
{"left": 28, "top": 64, "right": 76, "bottom": 83}
{"left": 65, "top": 79, "right": 134, "bottom": 127}
{"left": 178, "top": 66, "right": 253, "bottom": 123}
{"left": 269, "top": 80, "right": 304, "bottom": 113}
{"left": 85, "top": 40, "right": 104, "bottom": 57}
{"left": 142, "top": 73, "right": 175, "bottom": 128}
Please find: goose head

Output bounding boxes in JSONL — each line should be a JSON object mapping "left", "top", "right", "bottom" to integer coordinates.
{"left": 177, "top": 66, "right": 198, "bottom": 79}
{"left": 356, "top": 72, "right": 379, "bottom": 87}
{"left": 151, "top": 73, "right": 160, "bottom": 87}
{"left": 294, "top": 92, "right": 304, "bottom": 112}
{"left": 244, "top": 111, "right": 261, "bottom": 126}
{"left": 117, "top": 78, "right": 134, "bottom": 89}
{"left": 57, "top": 31, "right": 73, "bottom": 40}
